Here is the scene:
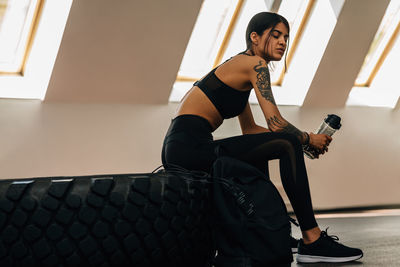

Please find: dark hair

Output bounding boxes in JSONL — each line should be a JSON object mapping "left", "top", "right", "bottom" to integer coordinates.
{"left": 245, "top": 12, "right": 290, "bottom": 50}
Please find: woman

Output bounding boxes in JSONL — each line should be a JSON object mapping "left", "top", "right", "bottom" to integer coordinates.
{"left": 161, "top": 12, "right": 363, "bottom": 264}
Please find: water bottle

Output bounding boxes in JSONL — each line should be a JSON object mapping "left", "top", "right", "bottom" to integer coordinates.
{"left": 303, "top": 114, "right": 342, "bottom": 159}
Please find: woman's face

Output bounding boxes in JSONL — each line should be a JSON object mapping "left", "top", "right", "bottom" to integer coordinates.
{"left": 255, "top": 22, "right": 289, "bottom": 62}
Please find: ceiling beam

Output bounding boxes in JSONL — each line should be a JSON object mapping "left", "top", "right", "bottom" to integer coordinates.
{"left": 264, "top": 0, "right": 282, "bottom": 13}
{"left": 45, "top": 0, "right": 202, "bottom": 104}
{"left": 302, "top": 0, "right": 390, "bottom": 107}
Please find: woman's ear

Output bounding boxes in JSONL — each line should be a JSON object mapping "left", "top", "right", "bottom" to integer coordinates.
{"left": 250, "top": 32, "right": 259, "bottom": 46}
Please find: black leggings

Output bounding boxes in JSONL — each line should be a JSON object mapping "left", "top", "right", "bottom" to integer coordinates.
{"left": 161, "top": 115, "right": 317, "bottom": 231}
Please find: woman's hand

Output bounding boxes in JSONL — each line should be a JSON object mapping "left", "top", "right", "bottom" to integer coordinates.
{"left": 309, "top": 133, "right": 332, "bottom": 156}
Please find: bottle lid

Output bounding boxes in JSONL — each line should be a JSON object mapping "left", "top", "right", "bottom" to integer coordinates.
{"left": 325, "top": 114, "right": 341, "bottom": 129}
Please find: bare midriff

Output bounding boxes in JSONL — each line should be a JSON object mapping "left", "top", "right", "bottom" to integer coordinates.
{"left": 175, "top": 86, "right": 223, "bottom": 132}
{"left": 175, "top": 54, "right": 253, "bottom": 131}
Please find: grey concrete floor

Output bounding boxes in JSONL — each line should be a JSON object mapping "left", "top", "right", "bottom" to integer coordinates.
{"left": 290, "top": 210, "right": 400, "bottom": 266}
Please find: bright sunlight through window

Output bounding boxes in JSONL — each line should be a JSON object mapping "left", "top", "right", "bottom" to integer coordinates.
{"left": 347, "top": 0, "right": 400, "bottom": 108}
{"left": 0, "top": 0, "right": 39, "bottom": 74}
{"left": 170, "top": 0, "right": 311, "bottom": 103}
{"left": 0, "top": 0, "right": 72, "bottom": 100}
{"left": 355, "top": 0, "right": 400, "bottom": 86}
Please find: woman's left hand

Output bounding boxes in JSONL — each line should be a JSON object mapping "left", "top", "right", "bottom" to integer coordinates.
{"left": 308, "top": 133, "right": 332, "bottom": 158}
{"left": 309, "top": 133, "right": 332, "bottom": 150}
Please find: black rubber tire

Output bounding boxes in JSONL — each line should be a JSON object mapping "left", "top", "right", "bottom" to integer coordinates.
{"left": 0, "top": 171, "right": 214, "bottom": 266}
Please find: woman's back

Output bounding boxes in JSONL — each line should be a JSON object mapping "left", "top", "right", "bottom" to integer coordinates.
{"left": 176, "top": 54, "right": 257, "bottom": 131}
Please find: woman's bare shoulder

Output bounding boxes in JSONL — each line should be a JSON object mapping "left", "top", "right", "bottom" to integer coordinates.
{"left": 229, "top": 53, "right": 267, "bottom": 71}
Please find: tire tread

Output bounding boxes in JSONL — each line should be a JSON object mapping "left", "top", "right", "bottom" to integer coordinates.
{"left": 0, "top": 172, "right": 213, "bottom": 266}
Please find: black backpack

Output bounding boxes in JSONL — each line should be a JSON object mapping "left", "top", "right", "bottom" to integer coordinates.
{"left": 210, "top": 156, "right": 293, "bottom": 267}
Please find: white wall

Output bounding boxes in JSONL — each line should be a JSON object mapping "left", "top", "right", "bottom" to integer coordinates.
{"left": 0, "top": 100, "right": 174, "bottom": 178}
{"left": 0, "top": 99, "right": 399, "bottom": 210}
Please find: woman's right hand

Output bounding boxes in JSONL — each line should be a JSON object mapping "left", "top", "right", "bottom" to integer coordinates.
{"left": 309, "top": 133, "right": 332, "bottom": 155}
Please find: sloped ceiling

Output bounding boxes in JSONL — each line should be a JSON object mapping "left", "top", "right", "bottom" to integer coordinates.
{"left": 45, "top": 0, "right": 203, "bottom": 104}
{"left": 45, "top": 0, "right": 397, "bottom": 108}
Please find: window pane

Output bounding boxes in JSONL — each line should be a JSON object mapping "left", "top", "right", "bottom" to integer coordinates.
{"left": 177, "top": 0, "right": 238, "bottom": 78}
{"left": 355, "top": 0, "right": 400, "bottom": 85}
{"left": 218, "top": 0, "right": 270, "bottom": 63}
{"left": 270, "top": 0, "right": 310, "bottom": 83}
{"left": 171, "top": 0, "right": 312, "bottom": 102}
{"left": 0, "top": 0, "right": 38, "bottom": 73}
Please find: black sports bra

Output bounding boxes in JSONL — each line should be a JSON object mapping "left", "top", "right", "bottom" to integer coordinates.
{"left": 194, "top": 68, "right": 250, "bottom": 119}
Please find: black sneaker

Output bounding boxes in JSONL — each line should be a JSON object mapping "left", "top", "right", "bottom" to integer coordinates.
{"left": 291, "top": 236, "right": 299, "bottom": 253}
{"left": 296, "top": 229, "right": 363, "bottom": 263}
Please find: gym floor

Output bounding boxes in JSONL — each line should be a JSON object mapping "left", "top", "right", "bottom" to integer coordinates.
{"left": 290, "top": 209, "right": 400, "bottom": 266}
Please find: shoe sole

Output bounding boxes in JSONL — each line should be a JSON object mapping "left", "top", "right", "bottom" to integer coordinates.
{"left": 297, "top": 253, "right": 363, "bottom": 263}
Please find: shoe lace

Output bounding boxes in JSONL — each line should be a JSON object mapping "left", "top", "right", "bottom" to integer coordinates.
{"left": 321, "top": 227, "right": 340, "bottom": 242}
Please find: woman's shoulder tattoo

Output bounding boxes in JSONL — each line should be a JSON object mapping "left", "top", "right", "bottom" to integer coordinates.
{"left": 253, "top": 60, "right": 276, "bottom": 105}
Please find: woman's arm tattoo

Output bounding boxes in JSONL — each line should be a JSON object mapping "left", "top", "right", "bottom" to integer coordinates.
{"left": 253, "top": 61, "right": 276, "bottom": 105}
{"left": 267, "top": 115, "right": 308, "bottom": 144}
{"left": 253, "top": 61, "right": 307, "bottom": 144}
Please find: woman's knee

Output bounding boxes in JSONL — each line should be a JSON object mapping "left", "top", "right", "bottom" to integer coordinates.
{"left": 271, "top": 132, "right": 302, "bottom": 151}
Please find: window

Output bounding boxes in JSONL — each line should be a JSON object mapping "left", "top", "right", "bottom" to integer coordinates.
{"left": 170, "top": 0, "right": 398, "bottom": 107}
{"left": 355, "top": 0, "right": 400, "bottom": 86}
{"left": 0, "top": 0, "right": 72, "bottom": 100}
{"left": 0, "top": 0, "right": 42, "bottom": 74}
{"left": 347, "top": 0, "right": 400, "bottom": 108}
{"left": 169, "top": 0, "right": 324, "bottom": 105}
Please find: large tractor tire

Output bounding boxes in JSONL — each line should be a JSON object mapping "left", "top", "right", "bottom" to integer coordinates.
{"left": 0, "top": 170, "right": 214, "bottom": 266}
